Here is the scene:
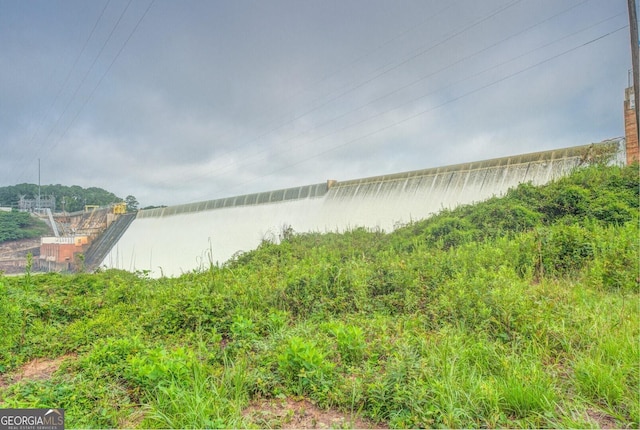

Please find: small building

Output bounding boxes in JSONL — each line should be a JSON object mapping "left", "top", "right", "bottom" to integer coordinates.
{"left": 39, "top": 236, "right": 89, "bottom": 271}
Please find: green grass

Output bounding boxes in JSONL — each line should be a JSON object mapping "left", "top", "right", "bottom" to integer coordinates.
{"left": 0, "top": 163, "right": 638, "bottom": 428}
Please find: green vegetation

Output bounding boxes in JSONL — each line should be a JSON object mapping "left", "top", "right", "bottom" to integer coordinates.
{"left": 0, "top": 210, "right": 50, "bottom": 242}
{"left": 0, "top": 163, "right": 638, "bottom": 428}
{"left": 0, "top": 184, "right": 123, "bottom": 213}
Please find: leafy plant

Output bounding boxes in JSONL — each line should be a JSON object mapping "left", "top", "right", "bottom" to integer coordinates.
{"left": 0, "top": 211, "right": 49, "bottom": 242}
{"left": 328, "top": 322, "right": 366, "bottom": 365}
{"left": 277, "top": 337, "right": 335, "bottom": 396}
{"left": 0, "top": 163, "right": 637, "bottom": 428}
{"left": 0, "top": 279, "right": 22, "bottom": 369}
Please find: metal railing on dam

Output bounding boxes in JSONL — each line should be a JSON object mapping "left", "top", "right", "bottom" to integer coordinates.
{"left": 101, "top": 139, "right": 624, "bottom": 277}
{"left": 137, "top": 182, "right": 329, "bottom": 219}
{"left": 84, "top": 213, "right": 136, "bottom": 271}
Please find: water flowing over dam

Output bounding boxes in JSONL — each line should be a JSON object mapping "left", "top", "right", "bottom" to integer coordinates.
{"left": 101, "top": 140, "right": 624, "bottom": 277}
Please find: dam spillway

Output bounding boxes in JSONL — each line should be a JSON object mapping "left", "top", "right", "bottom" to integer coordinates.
{"left": 101, "top": 140, "right": 625, "bottom": 277}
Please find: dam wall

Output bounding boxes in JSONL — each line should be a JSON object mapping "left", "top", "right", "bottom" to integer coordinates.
{"left": 83, "top": 213, "right": 136, "bottom": 271}
{"left": 101, "top": 140, "right": 624, "bottom": 277}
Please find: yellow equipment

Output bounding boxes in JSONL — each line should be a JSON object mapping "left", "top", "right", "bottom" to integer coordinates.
{"left": 112, "top": 202, "right": 127, "bottom": 214}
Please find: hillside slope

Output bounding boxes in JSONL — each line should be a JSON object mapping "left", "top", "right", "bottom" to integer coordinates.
{"left": 0, "top": 210, "right": 50, "bottom": 243}
{"left": 0, "top": 163, "right": 638, "bottom": 429}
{"left": 0, "top": 184, "right": 122, "bottom": 213}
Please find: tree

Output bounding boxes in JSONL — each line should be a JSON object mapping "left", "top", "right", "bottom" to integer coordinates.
{"left": 0, "top": 184, "right": 121, "bottom": 212}
{"left": 125, "top": 195, "right": 139, "bottom": 212}
{"left": 0, "top": 210, "right": 50, "bottom": 242}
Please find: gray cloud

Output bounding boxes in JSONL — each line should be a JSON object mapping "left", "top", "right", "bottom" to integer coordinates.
{"left": 0, "top": 0, "right": 632, "bottom": 207}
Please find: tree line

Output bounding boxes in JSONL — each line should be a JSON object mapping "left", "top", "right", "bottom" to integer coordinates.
{"left": 0, "top": 184, "right": 138, "bottom": 213}
{"left": 0, "top": 210, "right": 50, "bottom": 242}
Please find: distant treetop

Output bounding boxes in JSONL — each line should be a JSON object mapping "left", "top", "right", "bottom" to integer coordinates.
{"left": 0, "top": 184, "right": 123, "bottom": 213}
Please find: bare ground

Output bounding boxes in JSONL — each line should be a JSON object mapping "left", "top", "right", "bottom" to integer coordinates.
{"left": 0, "top": 238, "right": 40, "bottom": 274}
{"left": 0, "top": 354, "right": 74, "bottom": 389}
{"left": 0, "top": 238, "right": 40, "bottom": 258}
{"left": 585, "top": 408, "right": 619, "bottom": 429}
{"left": 243, "top": 397, "right": 386, "bottom": 429}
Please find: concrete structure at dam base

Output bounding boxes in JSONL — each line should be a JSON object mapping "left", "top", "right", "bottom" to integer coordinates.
{"left": 101, "top": 139, "right": 627, "bottom": 278}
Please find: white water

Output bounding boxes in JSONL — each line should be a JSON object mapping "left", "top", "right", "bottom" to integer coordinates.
{"left": 102, "top": 141, "right": 624, "bottom": 277}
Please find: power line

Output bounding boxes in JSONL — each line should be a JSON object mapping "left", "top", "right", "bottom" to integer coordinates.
{"left": 154, "top": 0, "right": 460, "bottom": 182}
{"left": 215, "top": 25, "right": 628, "bottom": 198}
{"left": 256, "top": 1, "right": 457, "bottom": 128}
{"left": 155, "top": 0, "right": 526, "bottom": 191}
{"left": 42, "top": 0, "right": 156, "bottom": 160}
{"left": 6, "top": 0, "right": 111, "bottom": 181}
{"left": 202, "top": 0, "right": 599, "bottom": 182}
{"left": 185, "top": 4, "right": 620, "bottom": 199}
{"left": 3, "top": 0, "right": 624, "bottom": 207}
{"left": 13, "top": 0, "right": 155, "bottom": 185}
{"left": 13, "top": 0, "right": 134, "bottom": 184}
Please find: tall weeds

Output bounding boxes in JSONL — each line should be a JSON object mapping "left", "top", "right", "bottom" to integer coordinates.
{"left": 0, "top": 163, "right": 637, "bottom": 428}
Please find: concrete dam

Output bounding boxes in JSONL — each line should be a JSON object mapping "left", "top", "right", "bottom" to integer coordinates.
{"left": 100, "top": 140, "right": 624, "bottom": 277}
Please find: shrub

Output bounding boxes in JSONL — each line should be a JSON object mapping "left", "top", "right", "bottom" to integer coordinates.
{"left": 0, "top": 280, "right": 22, "bottom": 370}
{"left": 424, "top": 216, "right": 477, "bottom": 249}
{"left": 468, "top": 200, "right": 541, "bottom": 238}
{"left": 277, "top": 336, "right": 335, "bottom": 396}
{"left": 537, "top": 225, "right": 595, "bottom": 277}
{"left": 587, "top": 223, "right": 639, "bottom": 293}
{"left": 327, "top": 322, "right": 366, "bottom": 365}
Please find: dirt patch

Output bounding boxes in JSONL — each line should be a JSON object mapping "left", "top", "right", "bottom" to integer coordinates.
{"left": 586, "top": 408, "right": 618, "bottom": 429}
{"left": 243, "top": 397, "right": 385, "bottom": 429}
{"left": 118, "top": 409, "right": 147, "bottom": 429}
{"left": 0, "top": 238, "right": 41, "bottom": 258}
{"left": 0, "top": 238, "right": 41, "bottom": 274}
{"left": 0, "top": 355, "right": 74, "bottom": 388}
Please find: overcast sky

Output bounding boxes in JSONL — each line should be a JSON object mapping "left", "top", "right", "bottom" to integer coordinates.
{"left": 0, "top": 0, "right": 635, "bottom": 207}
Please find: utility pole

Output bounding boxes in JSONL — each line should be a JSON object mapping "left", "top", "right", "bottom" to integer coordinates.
{"left": 629, "top": 0, "right": 639, "bottom": 140}
{"left": 38, "top": 158, "right": 41, "bottom": 213}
